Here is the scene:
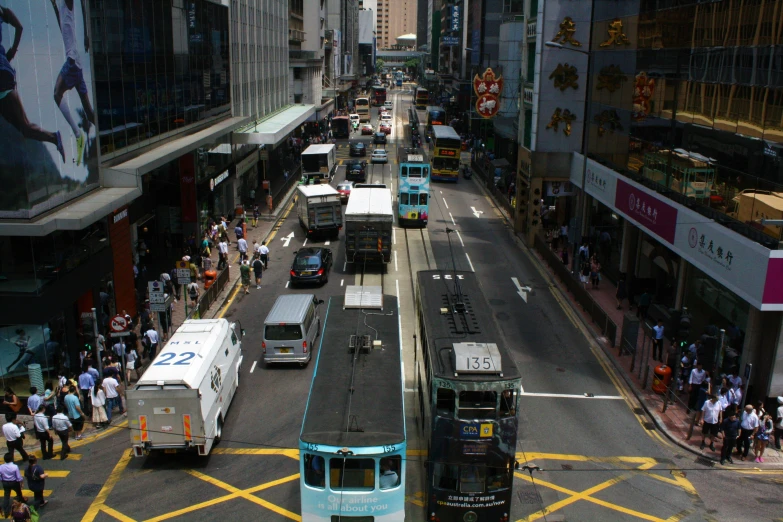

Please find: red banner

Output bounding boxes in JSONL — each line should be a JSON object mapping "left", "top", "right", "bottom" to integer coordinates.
{"left": 179, "top": 154, "right": 197, "bottom": 223}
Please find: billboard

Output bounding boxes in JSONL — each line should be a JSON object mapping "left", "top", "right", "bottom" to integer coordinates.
{"left": 0, "top": 0, "right": 99, "bottom": 218}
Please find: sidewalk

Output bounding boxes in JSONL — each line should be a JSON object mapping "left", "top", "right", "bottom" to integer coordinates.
{"left": 471, "top": 165, "right": 783, "bottom": 469}
{"left": 0, "top": 182, "right": 300, "bottom": 459}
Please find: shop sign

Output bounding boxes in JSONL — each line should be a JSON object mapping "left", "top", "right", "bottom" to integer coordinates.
{"left": 442, "top": 36, "right": 460, "bottom": 46}
{"left": 615, "top": 179, "right": 678, "bottom": 244}
{"left": 113, "top": 209, "right": 128, "bottom": 224}
{"left": 546, "top": 181, "right": 575, "bottom": 197}
{"left": 210, "top": 170, "right": 229, "bottom": 192}
{"left": 450, "top": 6, "right": 460, "bottom": 32}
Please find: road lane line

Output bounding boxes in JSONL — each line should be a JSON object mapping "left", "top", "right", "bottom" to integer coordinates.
{"left": 80, "top": 451, "right": 133, "bottom": 522}
{"left": 394, "top": 250, "right": 398, "bottom": 271}
{"left": 393, "top": 228, "right": 396, "bottom": 245}
{"left": 250, "top": 361, "right": 257, "bottom": 373}
{"left": 285, "top": 281, "right": 290, "bottom": 288}
{"left": 341, "top": 279, "right": 344, "bottom": 286}
{"left": 343, "top": 261, "right": 347, "bottom": 271}
{"left": 396, "top": 278, "right": 400, "bottom": 298}
{"left": 449, "top": 212, "right": 456, "bottom": 225}
{"left": 442, "top": 198, "right": 449, "bottom": 209}
{"left": 324, "top": 241, "right": 330, "bottom": 245}
{"left": 519, "top": 392, "right": 624, "bottom": 400}
{"left": 465, "top": 253, "right": 475, "bottom": 272}
{"left": 456, "top": 230, "right": 464, "bottom": 247}
{"left": 302, "top": 238, "right": 308, "bottom": 246}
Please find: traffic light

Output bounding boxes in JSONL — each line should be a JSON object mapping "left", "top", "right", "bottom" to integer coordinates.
{"left": 678, "top": 310, "right": 692, "bottom": 339}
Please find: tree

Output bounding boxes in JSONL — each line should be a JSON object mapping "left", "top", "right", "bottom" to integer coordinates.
{"left": 404, "top": 58, "right": 420, "bottom": 69}
{"left": 376, "top": 58, "right": 385, "bottom": 71}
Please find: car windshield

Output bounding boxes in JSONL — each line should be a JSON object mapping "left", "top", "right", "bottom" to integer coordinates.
{"left": 294, "top": 255, "right": 321, "bottom": 269}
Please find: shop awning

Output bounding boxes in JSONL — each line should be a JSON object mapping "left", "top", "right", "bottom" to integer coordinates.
{"left": 233, "top": 105, "right": 316, "bottom": 145}
{"left": 0, "top": 186, "right": 141, "bottom": 236}
{"left": 104, "top": 116, "right": 250, "bottom": 179}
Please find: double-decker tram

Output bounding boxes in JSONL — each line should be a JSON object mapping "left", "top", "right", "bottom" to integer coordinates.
{"left": 415, "top": 87, "right": 429, "bottom": 110}
{"left": 299, "top": 291, "right": 405, "bottom": 521}
{"left": 425, "top": 106, "right": 446, "bottom": 138}
{"left": 355, "top": 97, "right": 371, "bottom": 122}
{"left": 372, "top": 85, "right": 388, "bottom": 106}
{"left": 431, "top": 125, "right": 462, "bottom": 182}
{"left": 415, "top": 269, "right": 522, "bottom": 522}
{"left": 397, "top": 147, "right": 430, "bottom": 227}
{"left": 408, "top": 108, "right": 421, "bottom": 145}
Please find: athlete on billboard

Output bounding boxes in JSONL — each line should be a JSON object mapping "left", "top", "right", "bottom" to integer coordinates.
{"left": 50, "top": 0, "right": 94, "bottom": 167}
{"left": 0, "top": 5, "right": 65, "bottom": 162}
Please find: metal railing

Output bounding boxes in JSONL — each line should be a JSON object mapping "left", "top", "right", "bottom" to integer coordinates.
{"left": 185, "top": 267, "right": 231, "bottom": 321}
{"left": 534, "top": 234, "right": 618, "bottom": 346}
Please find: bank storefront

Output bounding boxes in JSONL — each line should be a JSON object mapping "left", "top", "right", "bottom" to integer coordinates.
{"left": 571, "top": 154, "right": 783, "bottom": 399}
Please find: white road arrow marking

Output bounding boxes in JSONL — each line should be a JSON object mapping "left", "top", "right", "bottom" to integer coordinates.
{"left": 471, "top": 206, "right": 484, "bottom": 218}
{"left": 281, "top": 232, "right": 295, "bottom": 247}
{"left": 511, "top": 277, "right": 532, "bottom": 303}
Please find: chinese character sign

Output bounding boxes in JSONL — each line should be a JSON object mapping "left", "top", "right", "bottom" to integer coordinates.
{"left": 450, "top": 6, "right": 460, "bottom": 32}
{"left": 473, "top": 68, "right": 504, "bottom": 119}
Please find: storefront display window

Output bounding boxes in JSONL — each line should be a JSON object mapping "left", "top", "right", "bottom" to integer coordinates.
{"left": 0, "top": 316, "right": 65, "bottom": 391}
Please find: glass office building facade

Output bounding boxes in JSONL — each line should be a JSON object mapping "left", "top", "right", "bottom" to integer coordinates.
{"left": 90, "top": 0, "right": 231, "bottom": 158}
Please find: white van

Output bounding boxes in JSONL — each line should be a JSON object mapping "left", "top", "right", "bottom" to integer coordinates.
{"left": 127, "top": 319, "right": 243, "bottom": 457}
{"left": 262, "top": 294, "right": 323, "bottom": 367}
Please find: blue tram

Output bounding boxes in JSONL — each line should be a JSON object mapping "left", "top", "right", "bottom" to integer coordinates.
{"left": 397, "top": 147, "right": 430, "bottom": 227}
{"left": 299, "top": 292, "right": 406, "bottom": 521}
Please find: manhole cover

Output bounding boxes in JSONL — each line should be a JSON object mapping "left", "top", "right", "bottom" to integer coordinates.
{"left": 695, "top": 456, "right": 714, "bottom": 467}
{"left": 561, "top": 464, "right": 573, "bottom": 470}
{"left": 516, "top": 485, "right": 542, "bottom": 505}
{"left": 76, "top": 484, "right": 103, "bottom": 497}
{"left": 633, "top": 408, "right": 644, "bottom": 415}
{"left": 643, "top": 422, "right": 655, "bottom": 430}
{"left": 758, "top": 498, "right": 783, "bottom": 504}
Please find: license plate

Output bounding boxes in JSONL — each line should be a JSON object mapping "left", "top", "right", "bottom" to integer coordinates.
{"left": 301, "top": 271, "right": 312, "bottom": 275}
{"left": 280, "top": 348, "right": 291, "bottom": 354}
{"left": 164, "top": 449, "right": 177, "bottom": 454}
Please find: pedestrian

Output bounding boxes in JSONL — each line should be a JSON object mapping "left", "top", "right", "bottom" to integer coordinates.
{"left": 64, "top": 386, "right": 85, "bottom": 440}
{"left": 774, "top": 397, "right": 783, "bottom": 450}
{"left": 240, "top": 260, "right": 252, "bottom": 294}
{"left": 161, "top": 270, "right": 173, "bottom": 296}
{"left": 616, "top": 275, "right": 628, "bottom": 310}
{"left": 560, "top": 247, "right": 568, "bottom": 266}
{"left": 0, "top": 453, "right": 26, "bottom": 517}
{"left": 112, "top": 340, "right": 126, "bottom": 367}
{"left": 252, "top": 255, "right": 264, "bottom": 290}
{"left": 234, "top": 222, "right": 244, "bottom": 244}
{"left": 188, "top": 281, "right": 200, "bottom": 307}
{"left": 51, "top": 406, "right": 72, "bottom": 460}
{"left": 728, "top": 385, "right": 743, "bottom": 411}
{"left": 24, "top": 456, "right": 48, "bottom": 509}
{"left": 26, "top": 387, "right": 42, "bottom": 416}
{"left": 217, "top": 238, "right": 229, "bottom": 270}
{"left": 652, "top": 319, "right": 665, "bottom": 362}
{"left": 252, "top": 204, "right": 260, "bottom": 227}
{"left": 700, "top": 394, "right": 722, "bottom": 452}
{"left": 91, "top": 379, "right": 109, "bottom": 429}
{"left": 259, "top": 241, "right": 270, "bottom": 268}
{"left": 238, "top": 236, "right": 248, "bottom": 262}
{"left": 78, "top": 366, "right": 95, "bottom": 417}
{"left": 688, "top": 362, "right": 706, "bottom": 413}
{"left": 202, "top": 253, "right": 213, "bottom": 273}
{"left": 2, "top": 388, "right": 21, "bottom": 414}
{"left": 2, "top": 413, "right": 28, "bottom": 462}
{"left": 145, "top": 326, "right": 160, "bottom": 360}
{"left": 719, "top": 407, "right": 740, "bottom": 465}
{"left": 637, "top": 290, "right": 651, "bottom": 320}
{"left": 737, "top": 404, "right": 758, "bottom": 461}
{"left": 755, "top": 413, "right": 773, "bottom": 463}
{"left": 102, "top": 374, "right": 124, "bottom": 422}
{"left": 579, "top": 261, "right": 590, "bottom": 289}
{"left": 32, "top": 405, "right": 54, "bottom": 460}
{"left": 590, "top": 256, "right": 601, "bottom": 288}
{"left": 125, "top": 345, "right": 140, "bottom": 383}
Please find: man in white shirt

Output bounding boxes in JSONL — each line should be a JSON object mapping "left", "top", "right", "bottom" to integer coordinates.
{"left": 102, "top": 376, "right": 123, "bottom": 422}
{"left": 728, "top": 372, "right": 742, "bottom": 391}
{"left": 259, "top": 241, "right": 270, "bottom": 269}
{"left": 700, "top": 394, "right": 722, "bottom": 452}
{"left": 237, "top": 237, "right": 248, "bottom": 262}
{"left": 26, "top": 387, "right": 42, "bottom": 416}
{"left": 145, "top": 328, "right": 160, "bottom": 360}
{"left": 775, "top": 396, "right": 783, "bottom": 450}
{"left": 51, "top": 408, "right": 73, "bottom": 460}
{"left": 737, "top": 404, "right": 758, "bottom": 460}
{"left": 728, "top": 385, "right": 743, "bottom": 409}
{"left": 688, "top": 362, "right": 706, "bottom": 413}
{"left": 2, "top": 412, "right": 28, "bottom": 462}
{"left": 217, "top": 239, "right": 229, "bottom": 270}
{"left": 33, "top": 405, "right": 54, "bottom": 460}
{"left": 652, "top": 319, "right": 665, "bottom": 362}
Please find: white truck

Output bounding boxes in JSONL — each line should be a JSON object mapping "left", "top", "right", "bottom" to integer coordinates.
{"left": 127, "top": 319, "right": 243, "bottom": 457}
{"left": 296, "top": 184, "right": 343, "bottom": 239}
{"left": 344, "top": 184, "right": 394, "bottom": 265}
{"left": 300, "top": 144, "right": 337, "bottom": 184}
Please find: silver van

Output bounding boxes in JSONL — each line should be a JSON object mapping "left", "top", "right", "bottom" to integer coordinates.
{"left": 262, "top": 294, "right": 323, "bottom": 366}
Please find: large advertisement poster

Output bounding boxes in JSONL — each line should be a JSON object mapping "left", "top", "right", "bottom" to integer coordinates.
{"left": 0, "top": 0, "right": 98, "bottom": 218}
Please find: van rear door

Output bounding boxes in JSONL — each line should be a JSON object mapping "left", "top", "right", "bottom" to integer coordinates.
{"left": 128, "top": 387, "right": 205, "bottom": 450}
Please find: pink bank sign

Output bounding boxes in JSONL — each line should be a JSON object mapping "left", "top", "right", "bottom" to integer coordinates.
{"left": 614, "top": 179, "right": 678, "bottom": 244}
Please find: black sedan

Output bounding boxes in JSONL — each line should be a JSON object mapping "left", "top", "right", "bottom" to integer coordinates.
{"left": 345, "top": 160, "right": 367, "bottom": 182}
{"left": 373, "top": 132, "right": 387, "bottom": 144}
{"left": 349, "top": 142, "right": 367, "bottom": 157}
{"left": 290, "top": 247, "right": 332, "bottom": 286}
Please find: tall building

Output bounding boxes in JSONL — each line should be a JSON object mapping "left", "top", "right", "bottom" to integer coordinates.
{"left": 325, "top": 0, "right": 360, "bottom": 109}
{"left": 0, "top": 0, "right": 314, "bottom": 387}
{"left": 376, "top": 0, "right": 417, "bottom": 50}
{"left": 518, "top": 0, "right": 783, "bottom": 399}
{"left": 289, "top": 0, "right": 326, "bottom": 107}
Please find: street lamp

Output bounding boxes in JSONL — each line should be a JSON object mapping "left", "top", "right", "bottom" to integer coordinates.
{"left": 545, "top": 39, "right": 592, "bottom": 273}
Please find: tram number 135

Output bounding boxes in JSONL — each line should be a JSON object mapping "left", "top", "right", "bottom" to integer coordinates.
{"left": 467, "top": 357, "right": 492, "bottom": 370}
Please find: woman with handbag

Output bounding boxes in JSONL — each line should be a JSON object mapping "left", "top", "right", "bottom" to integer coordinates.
{"left": 754, "top": 413, "right": 773, "bottom": 463}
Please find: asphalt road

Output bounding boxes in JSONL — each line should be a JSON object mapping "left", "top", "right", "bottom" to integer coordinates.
{"left": 51, "top": 86, "right": 783, "bottom": 522}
